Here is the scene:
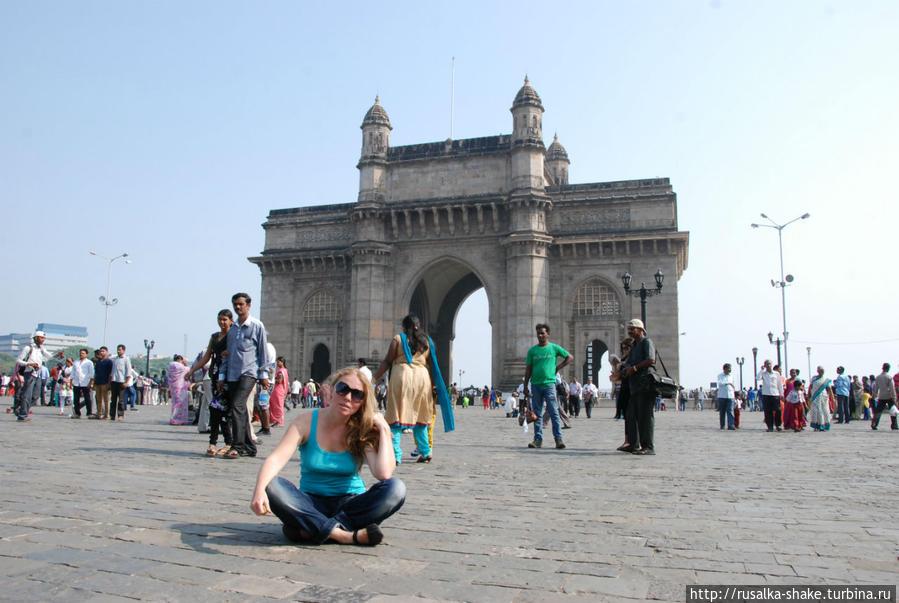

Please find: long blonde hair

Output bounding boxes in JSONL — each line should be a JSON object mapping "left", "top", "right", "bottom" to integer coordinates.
{"left": 327, "top": 367, "right": 380, "bottom": 464}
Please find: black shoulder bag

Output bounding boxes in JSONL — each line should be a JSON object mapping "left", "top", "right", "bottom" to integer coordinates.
{"left": 651, "top": 351, "right": 680, "bottom": 398}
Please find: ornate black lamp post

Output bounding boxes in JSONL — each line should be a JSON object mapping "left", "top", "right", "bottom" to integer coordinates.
{"left": 767, "top": 332, "right": 783, "bottom": 368}
{"left": 621, "top": 269, "right": 664, "bottom": 328}
{"left": 735, "top": 356, "right": 745, "bottom": 391}
{"left": 143, "top": 339, "right": 155, "bottom": 376}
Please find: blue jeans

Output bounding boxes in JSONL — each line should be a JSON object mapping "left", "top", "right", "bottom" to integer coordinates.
{"left": 718, "top": 398, "right": 734, "bottom": 428}
{"left": 530, "top": 384, "right": 562, "bottom": 442}
{"left": 124, "top": 386, "right": 137, "bottom": 409}
{"left": 266, "top": 476, "right": 406, "bottom": 544}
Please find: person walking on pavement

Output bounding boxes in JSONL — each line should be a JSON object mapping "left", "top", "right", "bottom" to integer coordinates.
{"left": 582, "top": 376, "right": 598, "bottom": 419}
{"left": 621, "top": 319, "right": 657, "bottom": 455}
{"left": 109, "top": 344, "right": 133, "bottom": 421}
{"left": 757, "top": 359, "right": 784, "bottom": 432}
{"left": 223, "top": 292, "right": 273, "bottom": 457}
{"left": 13, "top": 331, "right": 63, "bottom": 422}
{"left": 70, "top": 348, "right": 95, "bottom": 419}
{"left": 871, "top": 363, "right": 898, "bottom": 430}
{"left": 716, "top": 363, "right": 736, "bottom": 430}
{"left": 523, "top": 323, "right": 573, "bottom": 450}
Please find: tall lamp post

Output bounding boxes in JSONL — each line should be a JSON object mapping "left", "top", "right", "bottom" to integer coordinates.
{"left": 621, "top": 269, "right": 664, "bottom": 328}
{"left": 767, "top": 331, "right": 784, "bottom": 368}
{"left": 90, "top": 251, "right": 131, "bottom": 347}
{"left": 735, "top": 356, "right": 745, "bottom": 391}
{"left": 751, "top": 347, "right": 758, "bottom": 387}
{"left": 751, "top": 212, "right": 810, "bottom": 374}
{"left": 143, "top": 339, "right": 155, "bottom": 376}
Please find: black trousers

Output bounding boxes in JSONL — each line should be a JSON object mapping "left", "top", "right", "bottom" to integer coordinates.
{"left": 871, "top": 400, "right": 898, "bottom": 429}
{"left": 208, "top": 405, "right": 233, "bottom": 446}
{"left": 625, "top": 389, "right": 654, "bottom": 451}
{"left": 584, "top": 396, "right": 593, "bottom": 418}
{"left": 110, "top": 382, "right": 126, "bottom": 419}
{"left": 762, "top": 394, "right": 782, "bottom": 430}
{"left": 227, "top": 376, "right": 257, "bottom": 456}
{"left": 73, "top": 386, "right": 93, "bottom": 416}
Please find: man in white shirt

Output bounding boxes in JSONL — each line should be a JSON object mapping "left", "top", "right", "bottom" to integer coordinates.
{"left": 13, "top": 331, "right": 64, "bottom": 422}
{"left": 357, "top": 358, "right": 373, "bottom": 384}
{"left": 70, "top": 348, "right": 95, "bottom": 418}
{"left": 109, "top": 344, "right": 133, "bottom": 422}
{"left": 290, "top": 378, "right": 302, "bottom": 409}
{"left": 567, "top": 378, "right": 582, "bottom": 416}
{"left": 756, "top": 359, "right": 784, "bottom": 432}
{"left": 717, "top": 363, "right": 736, "bottom": 430}
{"left": 582, "top": 377, "right": 599, "bottom": 418}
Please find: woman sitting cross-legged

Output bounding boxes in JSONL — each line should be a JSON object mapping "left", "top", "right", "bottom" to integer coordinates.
{"left": 250, "top": 367, "right": 406, "bottom": 546}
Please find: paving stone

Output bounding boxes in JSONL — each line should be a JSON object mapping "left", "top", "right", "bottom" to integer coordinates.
{"left": 1, "top": 402, "right": 898, "bottom": 600}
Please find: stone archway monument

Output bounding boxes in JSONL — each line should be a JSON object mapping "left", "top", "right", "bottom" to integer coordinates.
{"left": 251, "top": 79, "right": 689, "bottom": 389}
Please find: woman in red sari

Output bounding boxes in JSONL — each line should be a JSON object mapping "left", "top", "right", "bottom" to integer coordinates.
{"left": 269, "top": 356, "right": 289, "bottom": 427}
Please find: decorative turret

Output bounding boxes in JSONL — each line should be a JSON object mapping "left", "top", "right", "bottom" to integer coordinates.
{"left": 358, "top": 96, "right": 392, "bottom": 204}
{"left": 509, "top": 77, "right": 546, "bottom": 192}
{"left": 545, "top": 133, "right": 570, "bottom": 185}
{"left": 510, "top": 76, "right": 544, "bottom": 146}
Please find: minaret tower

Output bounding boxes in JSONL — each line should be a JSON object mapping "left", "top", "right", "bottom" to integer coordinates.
{"left": 357, "top": 96, "right": 391, "bottom": 205}
{"left": 545, "top": 133, "right": 570, "bottom": 186}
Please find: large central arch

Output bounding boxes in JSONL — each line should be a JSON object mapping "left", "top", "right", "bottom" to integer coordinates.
{"left": 407, "top": 258, "right": 489, "bottom": 384}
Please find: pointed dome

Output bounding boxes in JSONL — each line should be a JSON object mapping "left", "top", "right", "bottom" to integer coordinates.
{"left": 361, "top": 96, "right": 392, "bottom": 129}
{"left": 511, "top": 76, "right": 544, "bottom": 110}
{"left": 546, "top": 134, "right": 569, "bottom": 162}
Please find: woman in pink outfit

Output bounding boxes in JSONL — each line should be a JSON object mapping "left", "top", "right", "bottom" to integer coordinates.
{"left": 269, "top": 356, "right": 289, "bottom": 427}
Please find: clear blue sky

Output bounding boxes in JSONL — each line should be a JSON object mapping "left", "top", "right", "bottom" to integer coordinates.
{"left": 3, "top": 1, "right": 897, "bottom": 388}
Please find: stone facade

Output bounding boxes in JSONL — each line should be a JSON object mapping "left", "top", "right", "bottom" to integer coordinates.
{"left": 250, "top": 78, "right": 689, "bottom": 389}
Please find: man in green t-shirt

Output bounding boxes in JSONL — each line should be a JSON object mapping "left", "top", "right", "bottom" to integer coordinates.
{"left": 523, "top": 323, "right": 573, "bottom": 449}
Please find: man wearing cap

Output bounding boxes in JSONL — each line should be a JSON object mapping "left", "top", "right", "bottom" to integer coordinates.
{"left": 523, "top": 323, "right": 573, "bottom": 450}
{"left": 621, "top": 319, "right": 657, "bottom": 454}
{"left": 13, "top": 331, "right": 63, "bottom": 422}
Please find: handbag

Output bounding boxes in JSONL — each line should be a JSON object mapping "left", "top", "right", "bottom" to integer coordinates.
{"left": 517, "top": 403, "right": 538, "bottom": 426}
{"left": 651, "top": 352, "right": 680, "bottom": 398}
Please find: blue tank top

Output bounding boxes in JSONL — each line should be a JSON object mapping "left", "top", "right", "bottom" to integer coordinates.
{"left": 299, "top": 409, "right": 366, "bottom": 496}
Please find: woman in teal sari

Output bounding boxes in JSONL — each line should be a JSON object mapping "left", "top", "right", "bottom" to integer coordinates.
{"left": 806, "top": 366, "right": 833, "bottom": 432}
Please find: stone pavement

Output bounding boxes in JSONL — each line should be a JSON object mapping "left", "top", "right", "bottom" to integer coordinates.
{"left": 1, "top": 399, "right": 897, "bottom": 602}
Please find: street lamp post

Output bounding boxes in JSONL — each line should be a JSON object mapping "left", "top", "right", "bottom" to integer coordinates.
{"left": 751, "top": 212, "right": 810, "bottom": 374}
{"left": 143, "top": 339, "right": 155, "bottom": 376}
{"left": 767, "top": 331, "right": 783, "bottom": 368}
{"left": 735, "top": 356, "right": 745, "bottom": 391}
{"left": 90, "top": 251, "right": 131, "bottom": 347}
{"left": 751, "top": 347, "right": 758, "bottom": 387}
{"left": 621, "top": 269, "right": 664, "bottom": 328}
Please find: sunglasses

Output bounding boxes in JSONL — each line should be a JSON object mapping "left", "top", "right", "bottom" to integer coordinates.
{"left": 335, "top": 381, "right": 365, "bottom": 402}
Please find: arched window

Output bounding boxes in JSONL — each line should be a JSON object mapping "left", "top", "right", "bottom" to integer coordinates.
{"left": 572, "top": 279, "right": 620, "bottom": 317}
{"left": 302, "top": 290, "right": 339, "bottom": 322}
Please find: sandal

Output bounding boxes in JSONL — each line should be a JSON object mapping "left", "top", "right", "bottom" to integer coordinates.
{"left": 214, "top": 446, "right": 231, "bottom": 456}
{"left": 352, "top": 523, "right": 383, "bottom": 546}
{"left": 223, "top": 449, "right": 240, "bottom": 459}
{"left": 415, "top": 455, "right": 432, "bottom": 463}
{"left": 205, "top": 446, "right": 216, "bottom": 457}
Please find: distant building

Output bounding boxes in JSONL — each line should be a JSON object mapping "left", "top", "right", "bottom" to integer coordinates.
{"left": 0, "top": 333, "right": 32, "bottom": 356}
{"left": 0, "top": 324, "right": 89, "bottom": 356}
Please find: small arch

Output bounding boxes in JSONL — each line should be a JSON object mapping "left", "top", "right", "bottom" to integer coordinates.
{"left": 583, "top": 339, "right": 609, "bottom": 385}
{"left": 310, "top": 343, "right": 331, "bottom": 384}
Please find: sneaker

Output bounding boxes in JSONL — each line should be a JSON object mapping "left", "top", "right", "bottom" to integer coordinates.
{"left": 410, "top": 447, "right": 420, "bottom": 457}
{"left": 555, "top": 439, "right": 566, "bottom": 449}
{"left": 527, "top": 439, "right": 542, "bottom": 448}
{"left": 256, "top": 428, "right": 271, "bottom": 436}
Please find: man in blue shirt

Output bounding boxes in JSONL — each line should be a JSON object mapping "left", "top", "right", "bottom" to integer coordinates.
{"left": 223, "top": 292, "right": 273, "bottom": 458}
{"left": 833, "top": 366, "right": 851, "bottom": 424}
